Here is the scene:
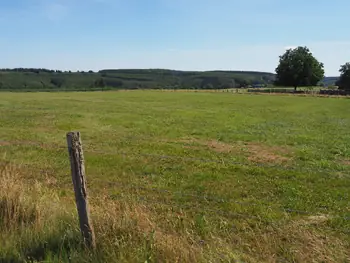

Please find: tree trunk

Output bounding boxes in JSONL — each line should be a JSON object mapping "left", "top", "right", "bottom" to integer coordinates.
{"left": 294, "top": 86, "right": 297, "bottom": 92}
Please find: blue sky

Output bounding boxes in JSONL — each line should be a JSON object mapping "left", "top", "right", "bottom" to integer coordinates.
{"left": 0, "top": 0, "right": 349, "bottom": 75}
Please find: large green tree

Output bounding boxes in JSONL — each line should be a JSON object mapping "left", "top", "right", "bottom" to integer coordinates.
{"left": 336, "top": 63, "right": 350, "bottom": 90}
{"left": 275, "top": 46, "right": 325, "bottom": 91}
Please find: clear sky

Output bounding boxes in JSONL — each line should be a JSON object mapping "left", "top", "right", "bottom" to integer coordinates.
{"left": 0, "top": 0, "right": 349, "bottom": 76}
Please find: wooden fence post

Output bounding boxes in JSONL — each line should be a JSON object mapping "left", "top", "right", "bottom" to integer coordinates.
{"left": 66, "top": 131, "right": 96, "bottom": 249}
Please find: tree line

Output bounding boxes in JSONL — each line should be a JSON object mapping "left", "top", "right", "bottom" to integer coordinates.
{"left": 0, "top": 47, "right": 348, "bottom": 91}
{"left": 0, "top": 69, "right": 277, "bottom": 91}
{"left": 0, "top": 68, "right": 95, "bottom": 74}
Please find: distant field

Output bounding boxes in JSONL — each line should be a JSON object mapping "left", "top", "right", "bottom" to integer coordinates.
{"left": 1, "top": 91, "right": 350, "bottom": 262}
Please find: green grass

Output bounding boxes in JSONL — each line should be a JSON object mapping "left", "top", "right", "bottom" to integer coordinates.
{"left": 0, "top": 90, "right": 350, "bottom": 262}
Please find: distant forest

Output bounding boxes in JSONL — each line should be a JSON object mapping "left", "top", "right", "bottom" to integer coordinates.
{"left": 0, "top": 68, "right": 338, "bottom": 91}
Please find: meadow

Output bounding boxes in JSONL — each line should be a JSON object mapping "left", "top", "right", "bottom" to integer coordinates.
{"left": 0, "top": 90, "right": 350, "bottom": 262}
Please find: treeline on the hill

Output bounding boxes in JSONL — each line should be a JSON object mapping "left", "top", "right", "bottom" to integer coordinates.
{"left": 0, "top": 68, "right": 277, "bottom": 91}
{"left": 0, "top": 67, "right": 339, "bottom": 91}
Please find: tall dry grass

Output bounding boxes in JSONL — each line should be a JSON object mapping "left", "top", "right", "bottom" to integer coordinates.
{"left": 0, "top": 161, "right": 81, "bottom": 263}
{"left": 0, "top": 162, "right": 234, "bottom": 262}
{"left": 1, "top": 160, "right": 349, "bottom": 262}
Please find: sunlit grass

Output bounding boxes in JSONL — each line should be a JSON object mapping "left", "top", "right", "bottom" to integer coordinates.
{"left": 0, "top": 91, "right": 350, "bottom": 262}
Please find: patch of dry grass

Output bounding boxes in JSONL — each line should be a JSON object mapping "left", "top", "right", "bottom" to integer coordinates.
{"left": 0, "top": 162, "right": 239, "bottom": 262}
{"left": 341, "top": 159, "right": 350, "bottom": 166}
{"left": 91, "top": 197, "right": 206, "bottom": 262}
{"left": 232, "top": 217, "right": 350, "bottom": 263}
{"left": 243, "top": 142, "right": 292, "bottom": 164}
{"left": 173, "top": 137, "right": 293, "bottom": 164}
{"left": 0, "top": 161, "right": 46, "bottom": 231}
{"left": 0, "top": 162, "right": 78, "bottom": 261}
{"left": 272, "top": 219, "right": 349, "bottom": 262}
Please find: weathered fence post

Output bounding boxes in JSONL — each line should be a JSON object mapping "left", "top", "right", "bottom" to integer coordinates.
{"left": 66, "top": 131, "right": 96, "bottom": 249}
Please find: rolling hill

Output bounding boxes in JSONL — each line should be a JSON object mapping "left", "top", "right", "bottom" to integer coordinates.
{"left": 0, "top": 68, "right": 338, "bottom": 91}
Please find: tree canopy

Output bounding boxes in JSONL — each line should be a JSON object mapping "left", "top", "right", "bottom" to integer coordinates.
{"left": 275, "top": 46, "right": 325, "bottom": 90}
{"left": 336, "top": 63, "right": 350, "bottom": 90}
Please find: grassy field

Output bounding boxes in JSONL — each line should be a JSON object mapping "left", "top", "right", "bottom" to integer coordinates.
{"left": 0, "top": 90, "right": 350, "bottom": 262}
